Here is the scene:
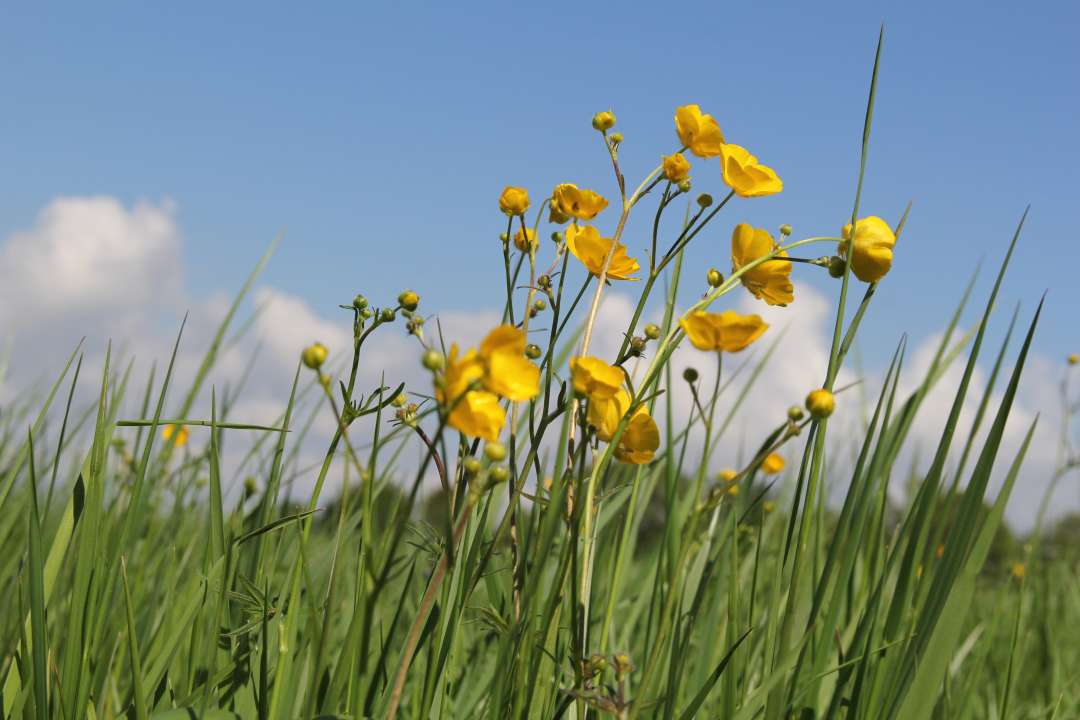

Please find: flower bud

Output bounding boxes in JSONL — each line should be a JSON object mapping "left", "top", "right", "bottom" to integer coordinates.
{"left": 717, "top": 469, "right": 738, "bottom": 483}
{"left": 805, "top": 388, "right": 835, "bottom": 419}
{"left": 301, "top": 342, "right": 328, "bottom": 370}
{"left": 533, "top": 298, "right": 547, "bottom": 311}
{"left": 397, "top": 290, "right": 420, "bottom": 311}
{"left": 360, "top": 308, "right": 374, "bottom": 320}
{"left": 525, "top": 343, "right": 542, "bottom": 360}
{"left": 613, "top": 653, "right": 635, "bottom": 680}
{"left": 682, "top": 367, "right": 699, "bottom": 383}
{"left": 591, "top": 110, "right": 616, "bottom": 132}
{"left": 609, "top": 131, "right": 624, "bottom": 145}
{"left": 422, "top": 349, "right": 445, "bottom": 371}
{"left": 1069, "top": 353, "right": 1079, "bottom": 366}
{"left": 352, "top": 294, "right": 369, "bottom": 310}
{"left": 550, "top": 231, "right": 562, "bottom": 244}
{"left": 678, "top": 180, "right": 693, "bottom": 193}
{"left": 499, "top": 232, "right": 509, "bottom": 244}
{"left": 828, "top": 256, "right": 847, "bottom": 278}
{"left": 787, "top": 405, "right": 805, "bottom": 421}
{"left": 484, "top": 441, "right": 507, "bottom": 462}
{"left": 696, "top": 193, "right": 713, "bottom": 208}
{"left": 779, "top": 224, "right": 793, "bottom": 236}
{"left": 644, "top": 323, "right": 661, "bottom": 340}
{"left": 379, "top": 308, "right": 396, "bottom": 323}
{"left": 489, "top": 465, "right": 510, "bottom": 484}
{"left": 462, "top": 457, "right": 481, "bottom": 476}
{"left": 243, "top": 476, "right": 258, "bottom": 496}
{"left": 630, "top": 336, "right": 648, "bottom": 356}
{"left": 499, "top": 186, "right": 530, "bottom": 216}
{"left": 538, "top": 274, "right": 552, "bottom": 290}
{"left": 391, "top": 392, "right": 407, "bottom": 408}
{"left": 707, "top": 268, "right": 723, "bottom": 287}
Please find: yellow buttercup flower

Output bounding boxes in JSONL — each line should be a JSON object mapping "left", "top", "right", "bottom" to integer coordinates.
{"left": 499, "top": 186, "right": 530, "bottom": 216}
{"left": 478, "top": 325, "right": 540, "bottom": 402}
{"left": 718, "top": 468, "right": 738, "bottom": 483}
{"left": 662, "top": 152, "right": 691, "bottom": 183}
{"left": 513, "top": 227, "right": 538, "bottom": 253}
{"left": 614, "top": 405, "right": 660, "bottom": 464}
{"left": 551, "top": 183, "right": 609, "bottom": 221}
{"left": 840, "top": 216, "right": 896, "bottom": 283}
{"left": 587, "top": 387, "right": 631, "bottom": 441}
{"left": 674, "top": 104, "right": 725, "bottom": 158}
{"left": 761, "top": 452, "right": 785, "bottom": 475}
{"left": 584, "top": 387, "right": 660, "bottom": 464}
{"left": 451, "top": 391, "right": 506, "bottom": 442}
{"left": 570, "top": 356, "right": 623, "bottom": 400}
{"left": 565, "top": 225, "right": 640, "bottom": 281}
{"left": 1069, "top": 353, "right": 1079, "bottom": 366}
{"left": 162, "top": 424, "right": 189, "bottom": 447}
{"left": 731, "top": 223, "right": 794, "bottom": 306}
{"left": 436, "top": 326, "right": 540, "bottom": 440}
{"left": 679, "top": 310, "right": 768, "bottom": 353}
{"left": 1011, "top": 562, "right": 1026, "bottom": 580}
{"left": 719, "top": 143, "right": 783, "bottom": 198}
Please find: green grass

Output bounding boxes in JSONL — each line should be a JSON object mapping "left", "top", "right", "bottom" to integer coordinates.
{"left": 3, "top": 29, "right": 1079, "bottom": 720}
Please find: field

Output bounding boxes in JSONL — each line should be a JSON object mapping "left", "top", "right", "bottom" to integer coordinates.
{"left": 3, "top": 32, "right": 1080, "bottom": 719}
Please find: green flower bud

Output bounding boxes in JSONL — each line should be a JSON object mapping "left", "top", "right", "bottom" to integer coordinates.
{"left": 352, "top": 294, "right": 369, "bottom": 310}
{"left": 533, "top": 298, "right": 547, "bottom": 311}
{"left": 379, "top": 308, "right": 396, "bottom": 323}
{"left": 484, "top": 442, "right": 507, "bottom": 462}
{"left": 678, "top": 179, "right": 692, "bottom": 193}
{"left": 301, "top": 342, "right": 328, "bottom": 370}
{"left": 391, "top": 393, "right": 407, "bottom": 408}
{"left": 525, "top": 343, "right": 542, "bottom": 360}
{"left": 463, "top": 457, "right": 481, "bottom": 476}
{"left": 644, "top": 323, "right": 661, "bottom": 340}
{"left": 489, "top": 465, "right": 510, "bottom": 484}
{"left": 697, "top": 193, "right": 713, "bottom": 208}
{"left": 707, "top": 268, "right": 723, "bottom": 287}
{"left": 787, "top": 405, "right": 805, "bottom": 422}
{"left": 630, "top": 336, "right": 647, "bottom": 356}
{"left": 779, "top": 223, "right": 793, "bottom": 236}
{"left": 682, "top": 367, "right": 699, "bottom": 383}
{"left": 828, "top": 256, "right": 847, "bottom": 278}
{"left": 422, "top": 349, "right": 445, "bottom": 371}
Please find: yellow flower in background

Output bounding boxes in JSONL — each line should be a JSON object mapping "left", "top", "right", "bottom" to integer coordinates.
{"left": 1011, "top": 562, "right": 1026, "bottom": 580}
{"left": 674, "top": 104, "right": 725, "bottom": 158}
{"left": 565, "top": 225, "right": 640, "bottom": 280}
{"left": 513, "top": 227, "right": 538, "bottom": 252}
{"left": 718, "top": 468, "right": 738, "bottom": 483}
{"left": 662, "top": 152, "right": 691, "bottom": 183}
{"left": 763, "top": 500, "right": 776, "bottom": 513}
{"left": 570, "top": 356, "right": 623, "bottom": 400}
{"left": 761, "top": 452, "right": 785, "bottom": 475}
{"left": 679, "top": 310, "right": 768, "bottom": 352}
{"left": 1069, "top": 353, "right": 1079, "bottom": 366}
{"left": 451, "top": 391, "right": 506, "bottom": 442}
{"left": 162, "top": 424, "right": 189, "bottom": 447}
{"left": 840, "top": 216, "right": 896, "bottom": 283}
{"left": 615, "top": 405, "right": 660, "bottom": 464}
{"left": 499, "top": 186, "right": 530, "bottom": 216}
{"left": 731, "top": 223, "right": 794, "bottom": 306}
{"left": 719, "top": 143, "right": 783, "bottom": 197}
{"left": 479, "top": 325, "right": 540, "bottom": 402}
{"left": 551, "top": 183, "right": 609, "bottom": 221}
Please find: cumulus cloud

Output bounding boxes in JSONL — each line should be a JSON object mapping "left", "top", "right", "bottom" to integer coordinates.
{"left": 0, "top": 196, "right": 1074, "bottom": 529}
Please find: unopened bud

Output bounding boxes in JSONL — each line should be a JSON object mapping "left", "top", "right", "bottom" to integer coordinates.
{"left": 678, "top": 179, "right": 692, "bottom": 193}
{"left": 697, "top": 193, "right": 713, "bottom": 208}
{"left": 379, "top": 308, "right": 396, "bottom": 323}
{"left": 828, "top": 256, "right": 847, "bottom": 278}
{"left": 484, "top": 441, "right": 507, "bottom": 462}
{"left": 525, "top": 343, "right": 542, "bottom": 359}
{"left": 463, "top": 457, "right": 481, "bottom": 476}
{"left": 609, "top": 131, "right": 623, "bottom": 145}
{"left": 779, "top": 224, "right": 793, "bottom": 236}
{"left": 682, "top": 367, "right": 699, "bottom": 383}
{"left": 644, "top": 323, "right": 661, "bottom": 340}
{"left": 352, "top": 294, "right": 369, "bottom": 310}
{"left": 489, "top": 465, "right": 510, "bottom": 484}
{"left": 707, "top": 268, "right": 723, "bottom": 287}
{"left": 422, "top": 349, "right": 445, "bottom": 371}
{"left": 591, "top": 110, "right": 616, "bottom": 132}
{"left": 805, "top": 388, "right": 836, "bottom": 419}
{"left": 397, "top": 290, "right": 420, "bottom": 311}
{"left": 787, "top": 405, "right": 805, "bottom": 422}
{"left": 630, "top": 337, "right": 647, "bottom": 356}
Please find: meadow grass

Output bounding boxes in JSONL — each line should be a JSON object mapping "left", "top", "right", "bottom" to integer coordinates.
{"left": 3, "top": 30, "right": 1080, "bottom": 720}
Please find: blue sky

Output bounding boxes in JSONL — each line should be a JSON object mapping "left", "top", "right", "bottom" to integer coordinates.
{"left": 1, "top": 1, "right": 1077, "bottom": 365}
